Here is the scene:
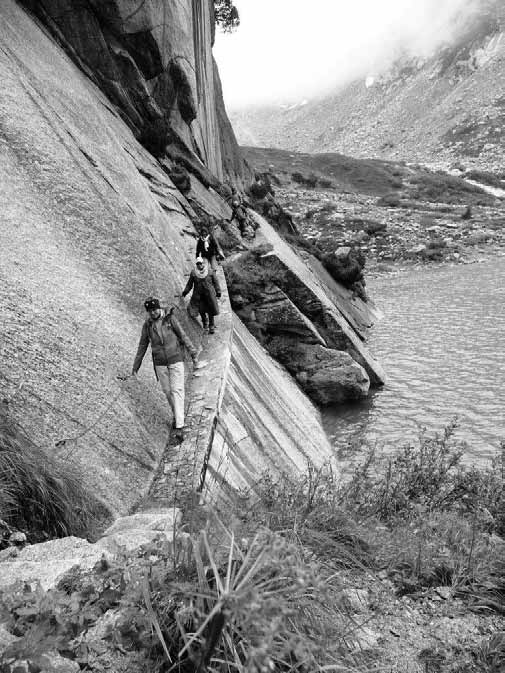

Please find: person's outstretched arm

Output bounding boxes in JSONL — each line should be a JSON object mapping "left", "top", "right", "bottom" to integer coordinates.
{"left": 132, "top": 322, "right": 149, "bottom": 374}
{"left": 181, "top": 273, "right": 194, "bottom": 298}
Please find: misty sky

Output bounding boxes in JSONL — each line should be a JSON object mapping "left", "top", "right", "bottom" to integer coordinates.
{"left": 214, "top": 0, "right": 482, "bottom": 109}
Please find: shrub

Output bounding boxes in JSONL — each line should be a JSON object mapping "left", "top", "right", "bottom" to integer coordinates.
{"left": 248, "top": 180, "right": 270, "bottom": 200}
{"left": 409, "top": 171, "right": 493, "bottom": 205}
{"left": 365, "top": 220, "right": 387, "bottom": 236}
{"left": 214, "top": 0, "right": 240, "bottom": 32}
{"left": 243, "top": 466, "right": 372, "bottom": 569}
{"left": 426, "top": 237, "right": 447, "bottom": 250}
{"left": 223, "top": 248, "right": 277, "bottom": 304}
{"left": 465, "top": 169, "right": 504, "bottom": 189}
{"left": 377, "top": 193, "right": 400, "bottom": 207}
{"left": 291, "top": 172, "right": 318, "bottom": 188}
{"left": 243, "top": 425, "right": 505, "bottom": 610}
{"left": 2, "top": 429, "right": 504, "bottom": 671}
{"left": 0, "top": 410, "right": 105, "bottom": 539}
{"left": 284, "top": 234, "right": 367, "bottom": 296}
{"left": 342, "top": 423, "right": 505, "bottom": 528}
{"left": 321, "top": 249, "right": 366, "bottom": 288}
{"left": 318, "top": 178, "right": 334, "bottom": 189}
{"left": 1, "top": 521, "right": 360, "bottom": 672}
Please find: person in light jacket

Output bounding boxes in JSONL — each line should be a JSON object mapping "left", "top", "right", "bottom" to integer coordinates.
{"left": 132, "top": 297, "right": 198, "bottom": 442}
{"left": 182, "top": 257, "right": 221, "bottom": 333}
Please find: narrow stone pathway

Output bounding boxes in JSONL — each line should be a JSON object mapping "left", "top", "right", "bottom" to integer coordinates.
{"left": 140, "top": 266, "right": 233, "bottom": 511}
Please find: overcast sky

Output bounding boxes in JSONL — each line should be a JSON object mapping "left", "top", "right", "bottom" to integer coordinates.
{"left": 213, "top": 0, "right": 483, "bottom": 109}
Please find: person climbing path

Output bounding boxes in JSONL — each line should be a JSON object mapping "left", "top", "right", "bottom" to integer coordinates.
{"left": 182, "top": 257, "right": 221, "bottom": 334}
{"left": 195, "top": 222, "right": 224, "bottom": 271}
{"left": 132, "top": 297, "right": 199, "bottom": 442}
{"left": 228, "top": 190, "right": 252, "bottom": 238}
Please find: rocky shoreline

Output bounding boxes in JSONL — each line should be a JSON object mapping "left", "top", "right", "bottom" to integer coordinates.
{"left": 274, "top": 184, "right": 505, "bottom": 274}
{"left": 241, "top": 146, "right": 505, "bottom": 279}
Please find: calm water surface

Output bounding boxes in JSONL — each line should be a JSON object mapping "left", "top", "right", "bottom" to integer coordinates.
{"left": 323, "top": 258, "right": 505, "bottom": 467}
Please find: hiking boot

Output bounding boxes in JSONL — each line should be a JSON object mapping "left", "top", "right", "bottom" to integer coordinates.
{"left": 209, "top": 326, "right": 215, "bottom": 334}
{"left": 202, "top": 319, "right": 209, "bottom": 330}
{"left": 174, "top": 427, "right": 185, "bottom": 443}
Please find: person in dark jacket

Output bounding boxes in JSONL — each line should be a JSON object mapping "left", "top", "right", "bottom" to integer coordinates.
{"left": 228, "top": 195, "right": 249, "bottom": 237}
{"left": 182, "top": 257, "right": 221, "bottom": 334}
{"left": 195, "top": 226, "right": 224, "bottom": 271}
{"left": 132, "top": 297, "right": 198, "bottom": 441}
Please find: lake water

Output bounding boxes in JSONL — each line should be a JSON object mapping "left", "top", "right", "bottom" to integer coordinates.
{"left": 322, "top": 257, "right": 505, "bottom": 467}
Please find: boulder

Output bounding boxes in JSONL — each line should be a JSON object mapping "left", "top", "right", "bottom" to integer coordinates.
{"left": 335, "top": 246, "right": 352, "bottom": 259}
{"left": 257, "top": 249, "right": 386, "bottom": 386}
{"left": 0, "top": 537, "right": 112, "bottom": 591}
{"left": 268, "top": 339, "right": 370, "bottom": 405}
{"left": 255, "top": 284, "right": 326, "bottom": 345}
{"left": 97, "top": 507, "right": 181, "bottom": 553}
{"left": 0, "top": 651, "right": 80, "bottom": 673}
{"left": 8, "top": 532, "right": 27, "bottom": 546}
{"left": 0, "top": 509, "right": 182, "bottom": 590}
{"left": 0, "top": 625, "right": 18, "bottom": 651}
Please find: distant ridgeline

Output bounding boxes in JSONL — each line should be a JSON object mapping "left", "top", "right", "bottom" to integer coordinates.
{"left": 230, "top": 0, "right": 505, "bottom": 168}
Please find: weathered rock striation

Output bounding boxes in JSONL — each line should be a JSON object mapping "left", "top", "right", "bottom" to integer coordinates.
{"left": 20, "top": 0, "right": 250, "bottom": 185}
{"left": 0, "top": 0, "right": 335, "bottom": 523}
{"left": 229, "top": 280, "right": 372, "bottom": 405}
{"left": 224, "top": 211, "right": 385, "bottom": 403}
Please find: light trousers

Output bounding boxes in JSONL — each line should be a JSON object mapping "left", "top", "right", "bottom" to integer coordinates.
{"left": 155, "top": 361, "right": 185, "bottom": 428}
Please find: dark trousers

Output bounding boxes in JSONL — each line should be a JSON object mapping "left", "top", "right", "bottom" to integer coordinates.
{"left": 200, "top": 311, "right": 215, "bottom": 328}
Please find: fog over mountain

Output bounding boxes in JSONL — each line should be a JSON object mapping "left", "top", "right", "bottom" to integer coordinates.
{"left": 214, "top": 0, "right": 488, "bottom": 108}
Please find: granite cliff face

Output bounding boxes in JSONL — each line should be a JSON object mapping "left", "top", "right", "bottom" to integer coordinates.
{"left": 21, "top": 0, "right": 249, "bottom": 185}
{"left": 0, "top": 0, "right": 337, "bottom": 518}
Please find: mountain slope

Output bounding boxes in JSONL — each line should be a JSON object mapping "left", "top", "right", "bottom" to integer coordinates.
{"left": 230, "top": 2, "right": 505, "bottom": 169}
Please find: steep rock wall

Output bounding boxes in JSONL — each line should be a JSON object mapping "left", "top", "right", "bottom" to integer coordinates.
{"left": 0, "top": 0, "right": 333, "bottom": 516}
{"left": 21, "top": 0, "right": 248, "bottom": 184}
{"left": 203, "top": 318, "right": 335, "bottom": 501}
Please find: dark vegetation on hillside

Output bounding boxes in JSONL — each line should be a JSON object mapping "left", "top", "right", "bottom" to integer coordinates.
{"left": 284, "top": 234, "right": 367, "bottom": 295}
{"left": 242, "top": 146, "right": 406, "bottom": 196}
{"left": 241, "top": 146, "right": 497, "bottom": 206}
{"left": 465, "top": 169, "right": 505, "bottom": 188}
{"left": 1, "top": 425, "right": 504, "bottom": 672}
{"left": 224, "top": 243, "right": 366, "bottom": 308}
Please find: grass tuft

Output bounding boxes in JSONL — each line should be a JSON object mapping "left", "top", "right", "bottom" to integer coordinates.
{"left": 0, "top": 409, "right": 106, "bottom": 540}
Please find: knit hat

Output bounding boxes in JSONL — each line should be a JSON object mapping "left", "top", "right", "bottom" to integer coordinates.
{"left": 144, "top": 297, "right": 160, "bottom": 311}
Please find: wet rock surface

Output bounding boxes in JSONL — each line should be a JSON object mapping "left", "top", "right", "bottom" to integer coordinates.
{"left": 268, "top": 339, "right": 370, "bottom": 405}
